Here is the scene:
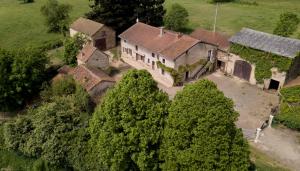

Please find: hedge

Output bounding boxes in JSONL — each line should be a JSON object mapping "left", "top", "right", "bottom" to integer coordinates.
{"left": 275, "top": 86, "right": 300, "bottom": 130}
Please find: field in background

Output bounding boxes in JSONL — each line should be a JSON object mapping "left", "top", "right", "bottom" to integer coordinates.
{"left": 1, "top": 0, "right": 300, "bottom": 49}
{"left": 165, "top": 0, "right": 300, "bottom": 36}
{"left": 0, "top": 0, "right": 90, "bottom": 49}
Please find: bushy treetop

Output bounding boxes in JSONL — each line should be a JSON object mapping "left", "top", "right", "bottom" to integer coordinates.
{"left": 160, "top": 79, "right": 250, "bottom": 170}
{"left": 89, "top": 69, "right": 170, "bottom": 170}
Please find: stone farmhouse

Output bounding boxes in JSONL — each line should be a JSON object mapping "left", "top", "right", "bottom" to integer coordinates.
{"left": 119, "top": 22, "right": 217, "bottom": 87}
{"left": 70, "top": 17, "right": 116, "bottom": 50}
{"left": 77, "top": 43, "right": 109, "bottom": 70}
{"left": 219, "top": 28, "right": 300, "bottom": 90}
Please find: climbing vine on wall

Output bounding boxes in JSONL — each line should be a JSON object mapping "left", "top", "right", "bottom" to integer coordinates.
{"left": 157, "top": 59, "right": 207, "bottom": 86}
{"left": 230, "top": 44, "right": 292, "bottom": 83}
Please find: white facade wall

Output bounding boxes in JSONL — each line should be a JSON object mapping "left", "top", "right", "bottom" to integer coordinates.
{"left": 121, "top": 39, "right": 174, "bottom": 84}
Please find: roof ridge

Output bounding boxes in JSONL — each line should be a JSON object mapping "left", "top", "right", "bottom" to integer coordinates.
{"left": 242, "top": 27, "right": 300, "bottom": 43}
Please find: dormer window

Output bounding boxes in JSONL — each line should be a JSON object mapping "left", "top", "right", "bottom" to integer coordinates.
{"left": 162, "top": 59, "right": 165, "bottom": 64}
{"left": 152, "top": 53, "right": 155, "bottom": 57}
{"left": 135, "top": 45, "right": 138, "bottom": 51}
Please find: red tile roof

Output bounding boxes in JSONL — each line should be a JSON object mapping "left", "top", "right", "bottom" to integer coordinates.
{"left": 77, "top": 44, "right": 98, "bottom": 62}
{"left": 70, "top": 17, "right": 104, "bottom": 37}
{"left": 190, "top": 28, "right": 230, "bottom": 51}
{"left": 119, "top": 22, "right": 200, "bottom": 60}
{"left": 77, "top": 43, "right": 108, "bottom": 63}
{"left": 69, "top": 65, "right": 114, "bottom": 91}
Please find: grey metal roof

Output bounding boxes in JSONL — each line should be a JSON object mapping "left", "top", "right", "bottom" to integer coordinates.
{"left": 229, "top": 28, "right": 300, "bottom": 58}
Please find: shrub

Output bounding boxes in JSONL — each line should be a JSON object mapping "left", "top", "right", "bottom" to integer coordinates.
{"left": 41, "top": 0, "right": 72, "bottom": 35}
{"left": 164, "top": 3, "right": 189, "bottom": 31}
{"left": 63, "top": 34, "right": 86, "bottom": 66}
{"left": 273, "top": 12, "right": 300, "bottom": 37}
{"left": 276, "top": 86, "right": 300, "bottom": 130}
{"left": 38, "top": 39, "right": 63, "bottom": 51}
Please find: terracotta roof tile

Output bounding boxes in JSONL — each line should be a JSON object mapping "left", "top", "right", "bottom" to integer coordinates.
{"left": 70, "top": 17, "right": 104, "bottom": 37}
{"left": 190, "top": 28, "right": 230, "bottom": 51}
{"left": 69, "top": 65, "right": 114, "bottom": 91}
{"left": 77, "top": 44, "right": 98, "bottom": 62}
{"left": 119, "top": 22, "right": 199, "bottom": 60}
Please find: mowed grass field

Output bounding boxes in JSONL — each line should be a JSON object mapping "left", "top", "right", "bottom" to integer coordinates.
{"left": 0, "top": 0, "right": 300, "bottom": 49}
{"left": 0, "top": 0, "right": 90, "bottom": 49}
{"left": 165, "top": 0, "right": 300, "bottom": 36}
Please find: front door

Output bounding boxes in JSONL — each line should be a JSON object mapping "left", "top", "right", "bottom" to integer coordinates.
{"left": 233, "top": 60, "right": 252, "bottom": 81}
{"left": 95, "top": 38, "right": 106, "bottom": 50}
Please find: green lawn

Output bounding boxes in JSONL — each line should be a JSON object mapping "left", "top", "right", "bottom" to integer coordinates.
{"left": 1, "top": 0, "right": 300, "bottom": 49}
{"left": 164, "top": 0, "right": 300, "bottom": 36}
{"left": 0, "top": 0, "right": 90, "bottom": 49}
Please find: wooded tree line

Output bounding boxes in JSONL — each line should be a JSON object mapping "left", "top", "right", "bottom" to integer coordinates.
{"left": 2, "top": 70, "right": 250, "bottom": 170}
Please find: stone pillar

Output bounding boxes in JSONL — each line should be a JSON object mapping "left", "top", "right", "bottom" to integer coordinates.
{"left": 254, "top": 128, "right": 262, "bottom": 143}
{"left": 268, "top": 115, "right": 274, "bottom": 128}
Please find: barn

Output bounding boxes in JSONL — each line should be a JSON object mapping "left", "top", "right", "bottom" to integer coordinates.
{"left": 70, "top": 17, "right": 116, "bottom": 50}
{"left": 219, "top": 28, "right": 300, "bottom": 91}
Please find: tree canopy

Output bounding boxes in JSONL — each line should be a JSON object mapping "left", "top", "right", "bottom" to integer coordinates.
{"left": 63, "top": 34, "right": 86, "bottom": 66}
{"left": 164, "top": 3, "right": 189, "bottom": 31}
{"left": 160, "top": 80, "right": 250, "bottom": 170}
{"left": 89, "top": 69, "right": 170, "bottom": 170}
{"left": 86, "top": 0, "right": 165, "bottom": 33}
{"left": 40, "top": 0, "right": 72, "bottom": 35}
{"left": 273, "top": 12, "right": 299, "bottom": 37}
{"left": 0, "top": 48, "right": 48, "bottom": 111}
{"left": 3, "top": 78, "right": 91, "bottom": 169}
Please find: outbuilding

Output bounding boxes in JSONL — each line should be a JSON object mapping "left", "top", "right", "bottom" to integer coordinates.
{"left": 221, "top": 28, "right": 300, "bottom": 91}
{"left": 77, "top": 43, "right": 109, "bottom": 70}
{"left": 70, "top": 17, "right": 116, "bottom": 50}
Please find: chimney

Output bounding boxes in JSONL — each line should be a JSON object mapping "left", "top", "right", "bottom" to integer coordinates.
{"left": 159, "top": 27, "right": 164, "bottom": 37}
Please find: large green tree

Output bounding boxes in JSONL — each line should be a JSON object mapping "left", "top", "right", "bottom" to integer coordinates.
{"left": 40, "top": 0, "right": 72, "bottom": 35}
{"left": 86, "top": 0, "right": 165, "bottom": 33}
{"left": 164, "top": 3, "right": 189, "bottom": 31}
{"left": 273, "top": 12, "right": 299, "bottom": 37}
{"left": 89, "top": 70, "right": 170, "bottom": 170}
{"left": 0, "top": 48, "right": 48, "bottom": 111}
{"left": 63, "top": 34, "right": 86, "bottom": 66}
{"left": 160, "top": 80, "right": 250, "bottom": 170}
{"left": 3, "top": 78, "right": 91, "bottom": 169}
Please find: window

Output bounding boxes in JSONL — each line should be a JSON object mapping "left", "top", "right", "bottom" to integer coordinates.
{"left": 124, "top": 40, "right": 127, "bottom": 43}
{"left": 148, "top": 59, "right": 150, "bottom": 63}
{"left": 157, "top": 55, "right": 159, "bottom": 60}
{"left": 129, "top": 49, "right": 132, "bottom": 56}
{"left": 162, "top": 59, "right": 165, "bottom": 64}
{"left": 135, "top": 45, "right": 138, "bottom": 51}
{"left": 152, "top": 53, "right": 155, "bottom": 57}
{"left": 161, "top": 69, "right": 165, "bottom": 75}
{"left": 122, "top": 47, "right": 125, "bottom": 52}
{"left": 208, "top": 50, "right": 213, "bottom": 61}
